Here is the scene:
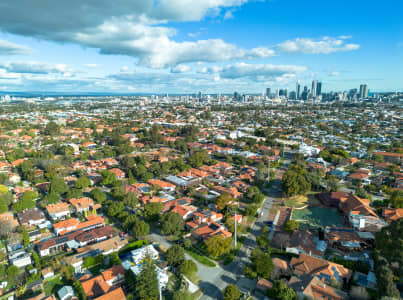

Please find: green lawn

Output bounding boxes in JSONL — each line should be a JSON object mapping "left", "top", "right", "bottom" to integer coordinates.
{"left": 291, "top": 207, "right": 344, "bottom": 228}
{"left": 284, "top": 195, "right": 308, "bottom": 208}
{"left": 43, "top": 276, "right": 64, "bottom": 296}
{"left": 185, "top": 250, "right": 216, "bottom": 267}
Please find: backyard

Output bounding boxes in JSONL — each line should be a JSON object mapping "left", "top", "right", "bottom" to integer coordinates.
{"left": 291, "top": 207, "right": 344, "bottom": 228}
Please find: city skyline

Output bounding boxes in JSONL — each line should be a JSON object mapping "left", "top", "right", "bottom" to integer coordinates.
{"left": 0, "top": 0, "right": 402, "bottom": 93}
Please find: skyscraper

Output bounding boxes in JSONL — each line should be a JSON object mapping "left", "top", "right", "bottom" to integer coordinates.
{"left": 275, "top": 88, "right": 280, "bottom": 99}
{"left": 359, "top": 84, "right": 368, "bottom": 99}
{"left": 266, "top": 88, "right": 271, "bottom": 97}
{"left": 302, "top": 86, "right": 308, "bottom": 101}
{"left": 296, "top": 82, "right": 301, "bottom": 100}
{"left": 317, "top": 82, "right": 322, "bottom": 96}
{"left": 312, "top": 80, "right": 318, "bottom": 97}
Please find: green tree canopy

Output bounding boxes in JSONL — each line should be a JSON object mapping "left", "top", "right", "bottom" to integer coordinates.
{"left": 205, "top": 235, "right": 231, "bottom": 257}
{"left": 135, "top": 257, "right": 159, "bottom": 300}
{"left": 166, "top": 244, "right": 185, "bottom": 267}
{"left": 161, "top": 212, "right": 184, "bottom": 235}
{"left": 143, "top": 202, "right": 163, "bottom": 222}
{"left": 223, "top": 284, "right": 241, "bottom": 300}
{"left": 284, "top": 220, "right": 300, "bottom": 233}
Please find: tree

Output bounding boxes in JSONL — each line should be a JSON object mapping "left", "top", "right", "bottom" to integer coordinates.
{"left": 282, "top": 170, "right": 311, "bottom": 197}
{"left": 245, "top": 204, "right": 258, "bottom": 217}
{"left": 7, "top": 265, "right": 19, "bottom": 281}
{"left": 90, "top": 188, "right": 106, "bottom": 203}
{"left": 44, "top": 121, "right": 60, "bottom": 136}
{"left": 390, "top": 190, "right": 403, "bottom": 208}
{"left": 250, "top": 248, "right": 273, "bottom": 279}
{"left": 270, "top": 280, "right": 297, "bottom": 300}
{"left": 124, "top": 192, "right": 138, "bottom": 209}
{"left": 375, "top": 219, "right": 403, "bottom": 276}
{"left": 75, "top": 176, "right": 91, "bottom": 189}
{"left": 223, "top": 284, "right": 241, "bottom": 300}
{"left": 0, "top": 196, "right": 8, "bottom": 214}
{"left": 100, "top": 170, "right": 117, "bottom": 186}
{"left": 376, "top": 265, "right": 400, "bottom": 299}
{"left": 143, "top": 202, "right": 163, "bottom": 222}
{"left": 73, "top": 280, "right": 87, "bottom": 300}
{"left": 216, "top": 193, "right": 232, "bottom": 211}
{"left": 178, "top": 260, "right": 198, "bottom": 276}
{"left": 132, "top": 220, "right": 149, "bottom": 239}
{"left": 22, "top": 230, "right": 30, "bottom": 247}
{"left": 284, "top": 220, "right": 300, "bottom": 233}
{"left": 161, "top": 212, "right": 183, "bottom": 235}
{"left": 166, "top": 245, "right": 185, "bottom": 267}
{"left": 205, "top": 235, "right": 231, "bottom": 257}
{"left": 172, "top": 291, "right": 192, "bottom": 300}
{"left": 109, "top": 252, "right": 121, "bottom": 266}
{"left": 0, "top": 218, "right": 14, "bottom": 238}
{"left": 135, "top": 257, "right": 159, "bottom": 300}
{"left": 107, "top": 202, "right": 124, "bottom": 218}
{"left": 49, "top": 177, "right": 68, "bottom": 195}
{"left": 12, "top": 193, "right": 36, "bottom": 213}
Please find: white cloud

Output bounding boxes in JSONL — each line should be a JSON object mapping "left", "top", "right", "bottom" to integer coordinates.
{"left": 0, "top": 39, "right": 32, "bottom": 55}
{"left": 218, "top": 62, "right": 307, "bottom": 80}
{"left": 0, "top": 61, "right": 71, "bottom": 74}
{"left": 171, "top": 64, "right": 191, "bottom": 73}
{"left": 329, "top": 71, "right": 340, "bottom": 77}
{"left": 276, "top": 37, "right": 359, "bottom": 54}
{"left": 120, "top": 66, "right": 129, "bottom": 72}
{"left": 0, "top": 1, "right": 273, "bottom": 68}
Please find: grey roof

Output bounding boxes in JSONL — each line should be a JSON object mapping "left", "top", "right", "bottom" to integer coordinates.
{"left": 58, "top": 285, "right": 74, "bottom": 300}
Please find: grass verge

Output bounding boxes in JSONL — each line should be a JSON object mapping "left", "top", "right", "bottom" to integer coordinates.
{"left": 185, "top": 250, "right": 216, "bottom": 267}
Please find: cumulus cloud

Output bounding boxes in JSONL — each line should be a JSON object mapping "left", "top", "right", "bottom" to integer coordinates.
{"left": 171, "top": 64, "right": 191, "bottom": 73}
{"left": 218, "top": 62, "right": 307, "bottom": 80}
{"left": 276, "top": 37, "right": 359, "bottom": 54}
{"left": 0, "top": 1, "right": 268, "bottom": 68}
{"left": 0, "top": 39, "right": 32, "bottom": 55}
{"left": 0, "top": 61, "right": 71, "bottom": 74}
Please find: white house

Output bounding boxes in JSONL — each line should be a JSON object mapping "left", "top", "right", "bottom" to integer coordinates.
{"left": 9, "top": 250, "right": 31, "bottom": 268}
{"left": 130, "top": 245, "right": 159, "bottom": 265}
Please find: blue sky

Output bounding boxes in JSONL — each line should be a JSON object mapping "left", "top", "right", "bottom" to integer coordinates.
{"left": 0, "top": 0, "right": 401, "bottom": 93}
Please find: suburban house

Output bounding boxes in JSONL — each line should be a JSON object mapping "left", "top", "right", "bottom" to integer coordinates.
{"left": 17, "top": 208, "right": 47, "bottom": 227}
{"left": 130, "top": 245, "right": 159, "bottom": 265}
{"left": 81, "top": 265, "right": 125, "bottom": 299}
{"left": 64, "top": 236, "right": 128, "bottom": 272}
{"left": 147, "top": 179, "right": 176, "bottom": 192}
{"left": 317, "top": 192, "right": 385, "bottom": 230}
{"left": 286, "top": 229, "right": 327, "bottom": 257}
{"left": 290, "top": 254, "right": 352, "bottom": 284}
{"left": 192, "top": 222, "right": 232, "bottom": 240}
{"left": 46, "top": 202, "right": 71, "bottom": 220}
{"left": 69, "top": 197, "right": 100, "bottom": 214}
{"left": 53, "top": 215, "right": 105, "bottom": 235}
{"left": 382, "top": 208, "right": 403, "bottom": 223}
{"left": 289, "top": 275, "right": 348, "bottom": 300}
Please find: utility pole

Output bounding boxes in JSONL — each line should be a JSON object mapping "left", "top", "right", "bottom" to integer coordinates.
{"left": 158, "top": 273, "right": 162, "bottom": 300}
{"left": 234, "top": 205, "right": 237, "bottom": 248}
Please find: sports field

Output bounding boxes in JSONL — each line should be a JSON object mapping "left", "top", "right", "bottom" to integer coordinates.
{"left": 291, "top": 207, "right": 344, "bottom": 228}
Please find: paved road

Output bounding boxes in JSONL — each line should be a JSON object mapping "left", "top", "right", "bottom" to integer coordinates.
{"left": 198, "top": 178, "right": 283, "bottom": 300}
{"left": 149, "top": 178, "right": 283, "bottom": 300}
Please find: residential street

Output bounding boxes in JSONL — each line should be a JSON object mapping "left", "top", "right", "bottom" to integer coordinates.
{"left": 148, "top": 178, "right": 283, "bottom": 299}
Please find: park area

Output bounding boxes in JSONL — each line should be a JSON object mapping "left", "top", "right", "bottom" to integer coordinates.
{"left": 291, "top": 207, "right": 344, "bottom": 228}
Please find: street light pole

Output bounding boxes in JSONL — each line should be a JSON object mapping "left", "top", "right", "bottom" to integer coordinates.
{"left": 234, "top": 207, "right": 237, "bottom": 249}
